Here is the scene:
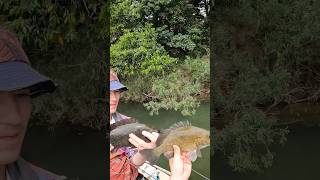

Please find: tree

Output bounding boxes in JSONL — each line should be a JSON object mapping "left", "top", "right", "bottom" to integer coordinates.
{"left": 111, "top": 0, "right": 210, "bottom": 116}
{"left": 111, "top": 0, "right": 209, "bottom": 59}
{"left": 0, "top": 0, "right": 107, "bottom": 128}
{"left": 211, "top": 0, "right": 320, "bottom": 172}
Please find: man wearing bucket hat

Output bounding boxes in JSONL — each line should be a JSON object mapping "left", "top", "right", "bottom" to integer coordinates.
{"left": 109, "top": 70, "right": 129, "bottom": 124}
{"left": 109, "top": 70, "right": 192, "bottom": 180}
{"left": 109, "top": 70, "right": 160, "bottom": 180}
{"left": 0, "top": 27, "right": 65, "bottom": 179}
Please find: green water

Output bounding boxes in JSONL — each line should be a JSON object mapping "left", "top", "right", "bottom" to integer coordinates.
{"left": 20, "top": 102, "right": 320, "bottom": 180}
{"left": 213, "top": 123, "right": 320, "bottom": 180}
{"left": 119, "top": 102, "right": 211, "bottom": 180}
{"left": 21, "top": 126, "right": 106, "bottom": 180}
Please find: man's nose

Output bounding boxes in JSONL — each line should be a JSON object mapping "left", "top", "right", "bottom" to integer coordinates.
{"left": 110, "top": 91, "right": 117, "bottom": 99}
{"left": 0, "top": 95, "right": 21, "bottom": 125}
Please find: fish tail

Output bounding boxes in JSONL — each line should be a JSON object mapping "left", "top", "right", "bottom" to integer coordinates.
{"left": 140, "top": 149, "right": 161, "bottom": 165}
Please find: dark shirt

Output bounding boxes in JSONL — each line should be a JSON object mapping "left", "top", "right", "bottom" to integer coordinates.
{"left": 7, "top": 158, "right": 66, "bottom": 180}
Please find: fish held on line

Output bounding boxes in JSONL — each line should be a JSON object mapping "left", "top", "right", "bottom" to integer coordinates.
{"left": 110, "top": 120, "right": 210, "bottom": 164}
{"left": 141, "top": 121, "right": 210, "bottom": 164}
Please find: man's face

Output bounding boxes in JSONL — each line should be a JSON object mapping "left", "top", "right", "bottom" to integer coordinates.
{"left": 0, "top": 90, "right": 31, "bottom": 164}
{"left": 110, "top": 90, "right": 120, "bottom": 115}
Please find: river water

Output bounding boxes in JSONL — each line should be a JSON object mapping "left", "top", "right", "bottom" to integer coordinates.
{"left": 21, "top": 102, "right": 320, "bottom": 180}
{"left": 213, "top": 123, "right": 320, "bottom": 180}
{"left": 21, "top": 126, "right": 107, "bottom": 180}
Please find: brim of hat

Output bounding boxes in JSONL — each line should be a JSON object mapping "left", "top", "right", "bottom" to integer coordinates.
{"left": 110, "top": 80, "right": 128, "bottom": 91}
{"left": 0, "top": 61, "right": 56, "bottom": 97}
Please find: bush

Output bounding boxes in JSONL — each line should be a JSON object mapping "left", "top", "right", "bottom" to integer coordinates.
{"left": 1, "top": 0, "right": 107, "bottom": 128}
{"left": 111, "top": 25, "right": 177, "bottom": 78}
{"left": 210, "top": 0, "right": 320, "bottom": 172}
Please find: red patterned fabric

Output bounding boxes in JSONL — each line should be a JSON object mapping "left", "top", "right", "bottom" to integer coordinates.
{"left": 110, "top": 149, "right": 139, "bottom": 180}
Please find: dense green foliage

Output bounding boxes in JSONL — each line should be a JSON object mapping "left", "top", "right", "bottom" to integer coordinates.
{"left": 0, "top": 0, "right": 107, "bottom": 128}
{"left": 144, "top": 57, "right": 210, "bottom": 116}
{"left": 111, "top": 24, "right": 177, "bottom": 77}
{"left": 111, "top": 0, "right": 210, "bottom": 116}
{"left": 212, "top": 0, "right": 320, "bottom": 172}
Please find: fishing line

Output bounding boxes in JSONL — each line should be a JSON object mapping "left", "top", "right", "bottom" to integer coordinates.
{"left": 191, "top": 168, "right": 210, "bottom": 180}
{"left": 144, "top": 161, "right": 210, "bottom": 180}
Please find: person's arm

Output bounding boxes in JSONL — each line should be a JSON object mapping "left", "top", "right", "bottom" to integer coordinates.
{"left": 169, "top": 145, "right": 192, "bottom": 180}
{"left": 128, "top": 131, "right": 159, "bottom": 166}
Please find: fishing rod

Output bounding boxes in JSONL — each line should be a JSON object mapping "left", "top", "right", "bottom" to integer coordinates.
{"left": 191, "top": 168, "right": 210, "bottom": 180}
{"left": 135, "top": 161, "right": 160, "bottom": 180}
{"left": 140, "top": 167, "right": 210, "bottom": 180}
{"left": 142, "top": 161, "right": 210, "bottom": 180}
{"left": 137, "top": 167, "right": 160, "bottom": 180}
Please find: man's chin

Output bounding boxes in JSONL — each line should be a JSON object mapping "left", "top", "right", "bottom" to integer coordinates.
{"left": 0, "top": 136, "right": 23, "bottom": 164}
{"left": 0, "top": 150, "right": 20, "bottom": 165}
{"left": 110, "top": 108, "right": 116, "bottom": 115}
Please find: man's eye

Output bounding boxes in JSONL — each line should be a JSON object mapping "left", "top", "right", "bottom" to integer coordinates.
{"left": 13, "top": 90, "right": 31, "bottom": 97}
{"left": 12, "top": 88, "right": 31, "bottom": 96}
{"left": 15, "top": 93, "right": 30, "bottom": 97}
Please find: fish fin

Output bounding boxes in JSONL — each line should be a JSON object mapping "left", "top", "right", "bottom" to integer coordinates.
{"left": 140, "top": 149, "right": 160, "bottom": 165}
{"left": 168, "top": 121, "right": 192, "bottom": 131}
{"left": 187, "top": 150, "right": 198, "bottom": 162}
{"left": 110, "top": 118, "right": 137, "bottom": 130}
{"left": 196, "top": 148, "right": 202, "bottom": 158}
{"left": 163, "top": 151, "right": 174, "bottom": 159}
{"left": 157, "top": 121, "right": 191, "bottom": 145}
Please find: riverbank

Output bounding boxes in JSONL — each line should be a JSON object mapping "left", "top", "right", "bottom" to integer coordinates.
{"left": 277, "top": 103, "right": 320, "bottom": 125}
{"left": 213, "top": 102, "right": 320, "bottom": 129}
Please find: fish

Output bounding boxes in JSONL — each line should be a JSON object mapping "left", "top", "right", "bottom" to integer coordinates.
{"left": 142, "top": 121, "right": 210, "bottom": 164}
{"left": 110, "top": 120, "right": 210, "bottom": 164}
{"left": 110, "top": 118, "right": 158, "bottom": 149}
